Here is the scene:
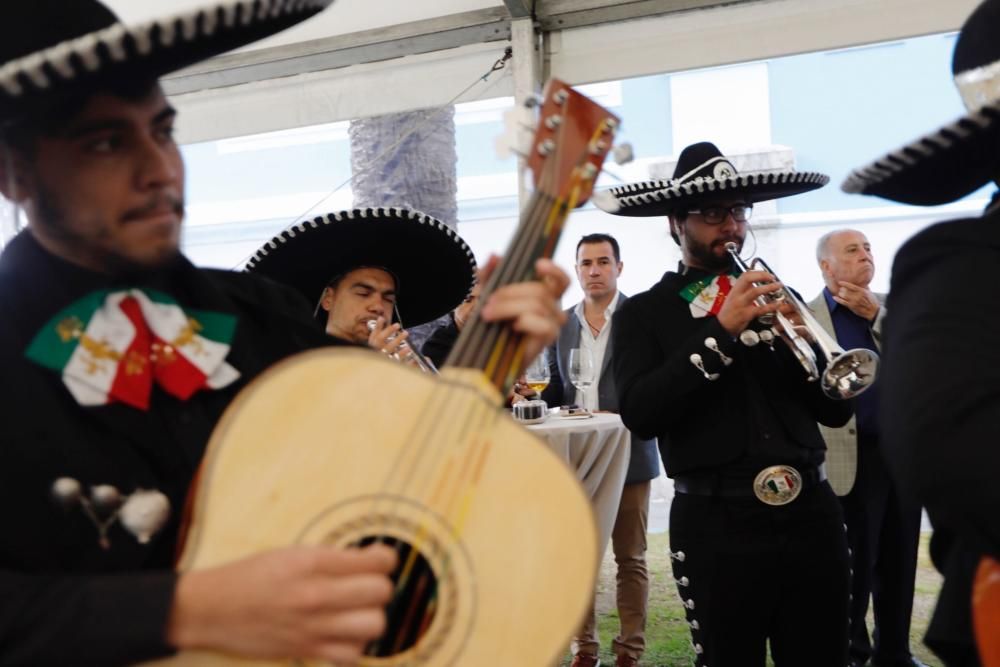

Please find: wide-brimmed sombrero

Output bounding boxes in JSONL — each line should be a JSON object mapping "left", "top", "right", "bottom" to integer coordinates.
{"left": 842, "top": 0, "right": 1000, "bottom": 205}
{"left": 595, "top": 141, "right": 829, "bottom": 217}
{"left": 0, "top": 0, "right": 333, "bottom": 122}
{"left": 245, "top": 208, "right": 478, "bottom": 327}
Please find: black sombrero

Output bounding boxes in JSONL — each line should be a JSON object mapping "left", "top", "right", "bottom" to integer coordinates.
{"left": 245, "top": 208, "right": 478, "bottom": 328}
{"left": 595, "top": 141, "right": 829, "bottom": 217}
{"left": 842, "top": 0, "right": 1000, "bottom": 205}
{"left": 0, "top": 0, "right": 333, "bottom": 122}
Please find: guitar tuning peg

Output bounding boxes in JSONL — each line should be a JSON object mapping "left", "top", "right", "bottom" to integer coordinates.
{"left": 496, "top": 106, "right": 536, "bottom": 160}
{"left": 612, "top": 142, "right": 635, "bottom": 166}
{"left": 494, "top": 127, "right": 534, "bottom": 160}
{"left": 522, "top": 93, "right": 544, "bottom": 109}
{"left": 494, "top": 133, "right": 513, "bottom": 160}
{"left": 503, "top": 106, "right": 536, "bottom": 130}
{"left": 591, "top": 189, "right": 621, "bottom": 213}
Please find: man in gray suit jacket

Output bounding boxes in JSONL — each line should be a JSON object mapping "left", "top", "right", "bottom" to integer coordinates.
{"left": 542, "top": 234, "right": 659, "bottom": 667}
{"left": 809, "top": 229, "right": 925, "bottom": 667}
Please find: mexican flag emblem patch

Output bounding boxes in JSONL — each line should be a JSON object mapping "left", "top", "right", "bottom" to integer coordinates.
{"left": 679, "top": 274, "right": 738, "bottom": 318}
{"left": 26, "top": 289, "right": 239, "bottom": 410}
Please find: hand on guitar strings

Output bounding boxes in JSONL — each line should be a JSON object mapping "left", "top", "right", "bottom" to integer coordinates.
{"left": 166, "top": 544, "right": 397, "bottom": 664}
{"left": 478, "top": 256, "right": 570, "bottom": 367}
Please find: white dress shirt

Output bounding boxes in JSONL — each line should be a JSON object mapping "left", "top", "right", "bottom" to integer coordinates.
{"left": 572, "top": 291, "right": 620, "bottom": 411}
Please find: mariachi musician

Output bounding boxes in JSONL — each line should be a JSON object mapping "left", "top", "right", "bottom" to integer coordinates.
{"left": 599, "top": 141, "right": 854, "bottom": 666}
{"left": 0, "top": 0, "right": 570, "bottom": 661}
{"left": 246, "top": 207, "right": 477, "bottom": 371}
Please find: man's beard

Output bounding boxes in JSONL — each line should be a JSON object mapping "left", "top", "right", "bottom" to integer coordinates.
{"left": 685, "top": 232, "right": 743, "bottom": 272}
{"left": 33, "top": 182, "right": 182, "bottom": 275}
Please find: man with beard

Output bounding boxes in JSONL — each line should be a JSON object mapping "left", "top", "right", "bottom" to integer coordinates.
{"left": 598, "top": 141, "right": 853, "bottom": 666}
{"left": 0, "top": 2, "right": 570, "bottom": 664}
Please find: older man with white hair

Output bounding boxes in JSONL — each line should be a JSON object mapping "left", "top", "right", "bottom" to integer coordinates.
{"left": 808, "top": 230, "right": 924, "bottom": 667}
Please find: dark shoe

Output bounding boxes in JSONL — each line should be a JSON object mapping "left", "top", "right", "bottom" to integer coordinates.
{"left": 848, "top": 660, "right": 869, "bottom": 667}
{"left": 570, "top": 655, "right": 600, "bottom": 667}
{"left": 615, "top": 656, "right": 639, "bottom": 667}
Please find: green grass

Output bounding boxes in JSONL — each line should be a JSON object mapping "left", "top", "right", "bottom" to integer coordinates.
{"left": 559, "top": 532, "right": 944, "bottom": 667}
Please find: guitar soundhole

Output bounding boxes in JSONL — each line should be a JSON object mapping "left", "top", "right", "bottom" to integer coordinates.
{"left": 356, "top": 535, "right": 439, "bottom": 657}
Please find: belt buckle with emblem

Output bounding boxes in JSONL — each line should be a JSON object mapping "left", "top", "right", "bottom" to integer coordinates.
{"left": 753, "top": 465, "right": 802, "bottom": 506}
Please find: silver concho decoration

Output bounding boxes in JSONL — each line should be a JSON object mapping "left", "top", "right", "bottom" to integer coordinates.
{"left": 52, "top": 478, "right": 171, "bottom": 549}
{"left": 713, "top": 160, "right": 737, "bottom": 180}
{"left": 752, "top": 465, "right": 803, "bottom": 506}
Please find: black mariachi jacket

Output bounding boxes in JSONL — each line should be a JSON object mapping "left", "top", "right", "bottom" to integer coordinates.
{"left": 0, "top": 232, "right": 333, "bottom": 665}
{"left": 879, "top": 196, "right": 1000, "bottom": 665}
{"left": 611, "top": 265, "right": 852, "bottom": 478}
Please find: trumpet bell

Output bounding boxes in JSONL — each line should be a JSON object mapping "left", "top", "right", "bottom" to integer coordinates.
{"left": 822, "top": 348, "right": 880, "bottom": 400}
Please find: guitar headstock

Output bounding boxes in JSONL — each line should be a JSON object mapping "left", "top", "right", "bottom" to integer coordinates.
{"left": 496, "top": 80, "right": 620, "bottom": 207}
{"left": 527, "top": 80, "right": 620, "bottom": 207}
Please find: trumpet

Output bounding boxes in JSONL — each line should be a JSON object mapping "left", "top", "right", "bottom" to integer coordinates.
{"left": 366, "top": 319, "right": 439, "bottom": 375}
{"left": 724, "top": 242, "right": 879, "bottom": 400}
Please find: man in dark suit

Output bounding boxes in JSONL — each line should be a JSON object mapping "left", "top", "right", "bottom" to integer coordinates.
{"left": 603, "top": 141, "right": 854, "bottom": 666}
{"left": 542, "top": 233, "right": 659, "bottom": 667}
{"left": 842, "top": 1, "right": 1000, "bottom": 663}
{"left": 809, "top": 230, "right": 924, "bottom": 667}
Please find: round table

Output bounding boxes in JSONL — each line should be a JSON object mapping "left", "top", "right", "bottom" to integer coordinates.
{"left": 525, "top": 412, "right": 630, "bottom": 560}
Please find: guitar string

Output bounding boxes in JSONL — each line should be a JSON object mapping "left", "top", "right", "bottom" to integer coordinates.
{"left": 362, "top": 187, "right": 555, "bottom": 657}
{"left": 364, "top": 105, "right": 607, "bottom": 658}
{"left": 364, "top": 160, "right": 563, "bottom": 656}
{"left": 381, "top": 121, "right": 605, "bottom": 654}
{"left": 368, "top": 184, "right": 560, "bottom": 652}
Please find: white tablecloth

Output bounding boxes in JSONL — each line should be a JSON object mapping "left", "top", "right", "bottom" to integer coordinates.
{"left": 526, "top": 413, "right": 630, "bottom": 559}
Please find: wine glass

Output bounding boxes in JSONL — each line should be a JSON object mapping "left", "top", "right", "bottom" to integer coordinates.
{"left": 524, "top": 350, "right": 551, "bottom": 396}
{"left": 568, "top": 348, "right": 596, "bottom": 394}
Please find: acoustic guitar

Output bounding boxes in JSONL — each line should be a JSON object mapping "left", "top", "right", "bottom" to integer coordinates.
{"left": 145, "top": 80, "right": 620, "bottom": 666}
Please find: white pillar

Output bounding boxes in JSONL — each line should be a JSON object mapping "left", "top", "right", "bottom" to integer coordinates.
{"left": 510, "top": 17, "right": 542, "bottom": 211}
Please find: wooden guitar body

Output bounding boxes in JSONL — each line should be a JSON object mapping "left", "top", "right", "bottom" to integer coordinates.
{"left": 146, "top": 347, "right": 598, "bottom": 666}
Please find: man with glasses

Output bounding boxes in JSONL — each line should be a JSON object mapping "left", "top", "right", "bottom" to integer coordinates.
{"left": 598, "top": 142, "right": 853, "bottom": 666}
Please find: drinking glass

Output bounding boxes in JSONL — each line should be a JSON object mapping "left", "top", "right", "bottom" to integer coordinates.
{"left": 524, "top": 350, "right": 551, "bottom": 395}
{"left": 568, "top": 348, "right": 596, "bottom": 393}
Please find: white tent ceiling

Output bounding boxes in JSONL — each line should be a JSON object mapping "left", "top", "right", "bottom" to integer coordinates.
{"left": 101, "top": 0, "right": 980, "bottom": 144}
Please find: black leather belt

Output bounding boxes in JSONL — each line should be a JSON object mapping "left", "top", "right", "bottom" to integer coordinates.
{"left": 674, "top": 465, "right": 827, "bottom": 498}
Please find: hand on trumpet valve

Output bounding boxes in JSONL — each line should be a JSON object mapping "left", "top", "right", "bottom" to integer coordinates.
{"left": 716, "top": 270, "right": 786, "bottom": 338}
{"left": 366, "top": 317, "right": 414, "bottom": 362}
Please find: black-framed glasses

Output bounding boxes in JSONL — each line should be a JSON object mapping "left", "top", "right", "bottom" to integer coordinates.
{"left": 687, "top": 204, "right": 753, "bottom": 224}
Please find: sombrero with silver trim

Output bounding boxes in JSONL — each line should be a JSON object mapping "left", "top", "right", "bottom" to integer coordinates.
{"left": 245, "top": 208, "right": 478, "bottom": 328}
{"left": 0, "top": 0, "right": 333, "bottom": 122}
{"left": 595, "top": 142, "right": 829, "bottom": 217}
{"left": 842, "top": 0, "right": 1000, "bottom": 205}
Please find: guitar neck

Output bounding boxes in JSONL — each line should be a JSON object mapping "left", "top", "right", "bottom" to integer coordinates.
{"left": 444, "top": 189, "right": 569, "bottom": 395}
{"left": 442, "top": 79, "right": 618, "bottom": 398}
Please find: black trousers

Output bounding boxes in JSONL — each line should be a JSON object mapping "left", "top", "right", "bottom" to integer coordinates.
{"left": 669, "top": 481, "right": 850, "bottom": 667}
{"left": 841, "top": 439, "right": 922, "bottom": 666}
